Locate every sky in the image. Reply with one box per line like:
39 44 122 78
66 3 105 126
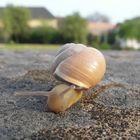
0 0 140 23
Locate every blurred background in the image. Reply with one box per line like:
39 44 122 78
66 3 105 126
0 0 140 50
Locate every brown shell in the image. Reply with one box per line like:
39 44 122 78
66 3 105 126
51 43 86 73
51 44 106 89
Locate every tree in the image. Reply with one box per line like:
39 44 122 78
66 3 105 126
59 13 88 44
87 12 110 23
117 17 140 40
3 5 31 42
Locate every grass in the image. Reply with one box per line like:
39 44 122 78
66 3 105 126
0 44 60 51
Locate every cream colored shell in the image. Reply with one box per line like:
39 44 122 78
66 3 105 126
51 43 106 89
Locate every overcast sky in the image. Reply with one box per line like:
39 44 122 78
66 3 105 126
0 0 140 23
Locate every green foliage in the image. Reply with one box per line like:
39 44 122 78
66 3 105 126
0 28 5 43
101 31 116 45
118 18 140 40
59 12 88 44
29 26 62 44
3 5 31 42
87 33 98 46
100 43 111 50
92 42 111 50
16 26 63 44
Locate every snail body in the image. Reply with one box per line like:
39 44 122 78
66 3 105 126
14 43 106 113
47 84 83 112
14 84 83 113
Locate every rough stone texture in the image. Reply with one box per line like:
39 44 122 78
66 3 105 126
0 49 139 140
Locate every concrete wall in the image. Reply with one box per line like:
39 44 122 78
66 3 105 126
120 39 140 49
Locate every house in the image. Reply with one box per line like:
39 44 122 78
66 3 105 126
27 7 58 28
0 7 58 28
87 21 116 36
0 6 116 35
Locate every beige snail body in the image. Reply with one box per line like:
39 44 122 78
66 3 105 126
14 84 83 113
47 84 83 112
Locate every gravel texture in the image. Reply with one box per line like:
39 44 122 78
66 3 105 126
0 49 139 140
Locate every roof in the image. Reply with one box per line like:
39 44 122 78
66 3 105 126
0 7 55 19
28 7 54 19
88 21 116 35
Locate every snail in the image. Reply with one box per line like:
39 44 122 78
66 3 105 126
14 43 106 113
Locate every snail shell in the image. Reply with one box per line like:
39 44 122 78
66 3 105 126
51 43 106 89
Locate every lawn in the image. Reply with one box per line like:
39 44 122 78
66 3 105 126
0 44 60 51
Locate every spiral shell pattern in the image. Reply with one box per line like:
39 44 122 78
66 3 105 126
51 43 106 89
